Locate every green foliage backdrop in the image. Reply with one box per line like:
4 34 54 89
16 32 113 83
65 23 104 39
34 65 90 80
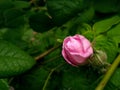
0 0 120 90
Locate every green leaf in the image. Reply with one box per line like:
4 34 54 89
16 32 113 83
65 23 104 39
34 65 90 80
0 0 13 10
2 28 27 49
77 6 95 23
0 0 13 27
11 66 49 90
110 68 120 89
93 0 120 13
93 15 120 35
45 71 62 90
104 82 116 90
62 70 88 89
0 11 4 28
13 1 30 9
0 79 9 90
94 35 118 63
0 40 36 78
62 66 99 90
107 23 120 43
3 8 26 28
105 68 120 90
29 12 54 32
46 0 89 25
76 23 94 41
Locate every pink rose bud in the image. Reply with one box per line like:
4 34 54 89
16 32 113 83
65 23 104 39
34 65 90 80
62 34 93 66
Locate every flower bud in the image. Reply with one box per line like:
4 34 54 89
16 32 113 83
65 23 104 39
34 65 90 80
62 34 93 66
89 50 110 73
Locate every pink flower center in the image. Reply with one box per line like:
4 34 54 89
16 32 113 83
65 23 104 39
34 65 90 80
66 37 84 53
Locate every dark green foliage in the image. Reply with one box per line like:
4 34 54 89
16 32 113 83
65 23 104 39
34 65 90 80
29 12 54 32
93 15 120 35
76 6 95 23
109 68 120 89
13 1 30 9
107 23 120 43
0 79 9 90
61 66 99 90
94 35 118 63
104 68 120 90
93 0 120 13
0 0 13 28
46 0 90 26
4 8 26 28
0 0 120 90
11 66 49 90
0 40 36 78
0 0 29 28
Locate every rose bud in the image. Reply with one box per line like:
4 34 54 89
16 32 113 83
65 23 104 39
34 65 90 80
89 50 110 73
62 34 93 66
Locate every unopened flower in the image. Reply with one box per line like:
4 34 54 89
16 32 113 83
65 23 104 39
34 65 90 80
62 34 93 66
89 50 110 73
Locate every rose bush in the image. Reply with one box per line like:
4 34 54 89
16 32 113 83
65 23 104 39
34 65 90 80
62 34 93 66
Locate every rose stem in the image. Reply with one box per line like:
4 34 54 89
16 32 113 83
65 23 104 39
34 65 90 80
42 63 64 90
35 45 61 60
95 54 120 90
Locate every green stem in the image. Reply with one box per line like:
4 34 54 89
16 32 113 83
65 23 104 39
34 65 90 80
42 64 64 90
35 45 61 60
42 69 54 90
95 54 120 90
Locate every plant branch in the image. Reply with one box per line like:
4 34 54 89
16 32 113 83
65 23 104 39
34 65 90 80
35 45 61 60
95 54 120 90
42 63 64 90
42 69 54 90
